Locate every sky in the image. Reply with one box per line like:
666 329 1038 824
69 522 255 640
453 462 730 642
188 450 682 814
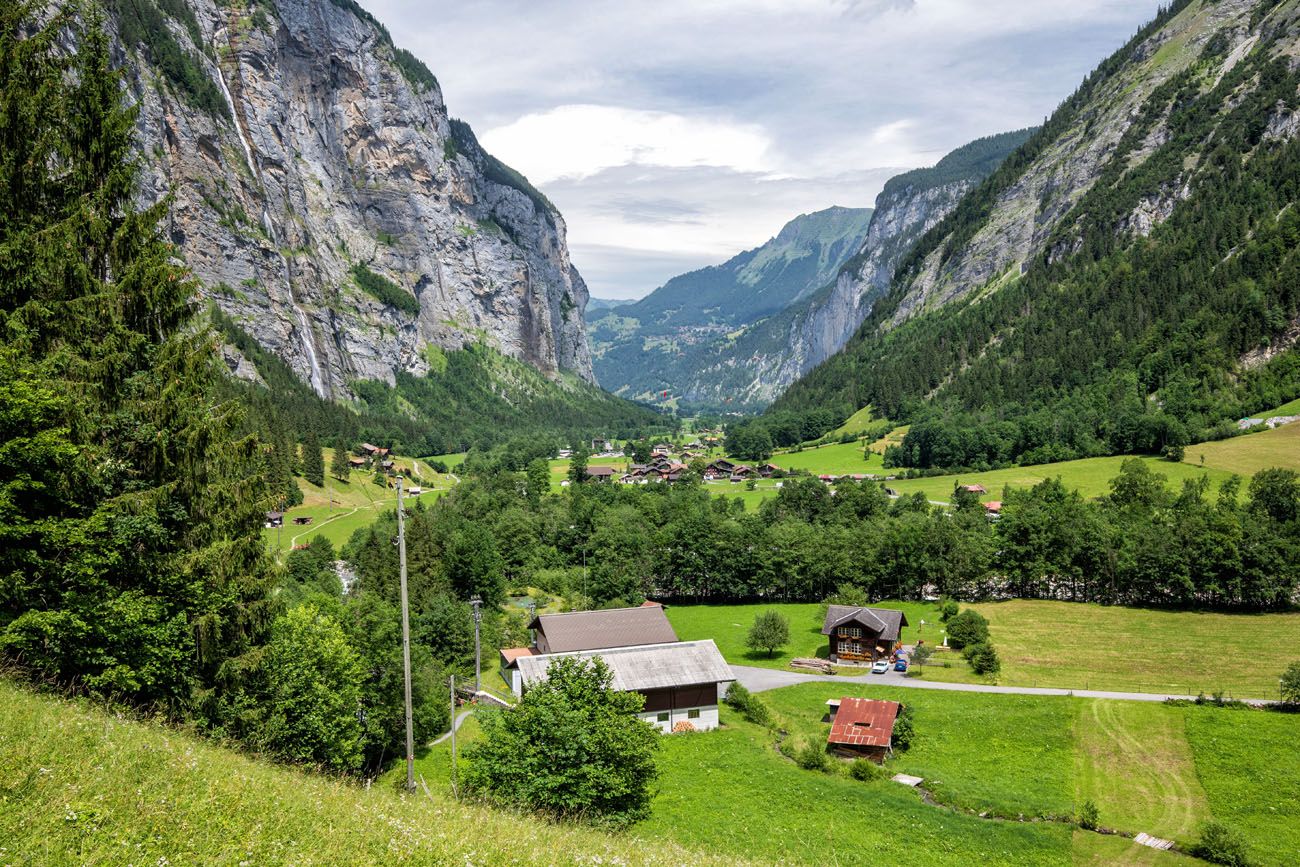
364 1 1168 300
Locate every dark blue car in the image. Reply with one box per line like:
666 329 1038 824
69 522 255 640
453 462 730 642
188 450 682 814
894 657 908 672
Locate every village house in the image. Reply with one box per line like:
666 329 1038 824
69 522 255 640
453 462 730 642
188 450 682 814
500 605 733 732
651 443 673 457
983 500 1002 518
825 697 902 762
586 465 617 483
592 438 613 453
959 483 986 494
348 456 367 468
265 511 284 528
822 605 908 664
360 443 390 457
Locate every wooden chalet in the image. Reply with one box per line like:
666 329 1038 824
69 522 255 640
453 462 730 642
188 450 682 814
822 605 908 663
348 456 367 467
826 697 902 761
586 465 617 482
960 483 986 494
265 511 284 528
501 605 732 732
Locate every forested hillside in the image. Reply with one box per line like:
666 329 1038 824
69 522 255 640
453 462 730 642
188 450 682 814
774 0 1300 469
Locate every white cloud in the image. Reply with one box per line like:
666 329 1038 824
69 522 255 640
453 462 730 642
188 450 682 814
479 104 773 183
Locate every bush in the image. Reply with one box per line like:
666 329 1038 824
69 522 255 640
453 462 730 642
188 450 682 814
723 682 772 728
849 758 886 781
939 599 959 621
1281 660 1300 706
795 739 828 772
1078 799 1100 831
966 642 1001 676
464 656 659 828
1190 821 1252 867
892 703 915 750
945 608 990 650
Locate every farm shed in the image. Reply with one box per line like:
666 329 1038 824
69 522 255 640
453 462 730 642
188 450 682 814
513 640 734 732
826 697 901 761
822 605 908 663
525 604 679 654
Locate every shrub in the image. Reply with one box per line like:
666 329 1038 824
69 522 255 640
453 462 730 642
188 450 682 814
1078 799 1100 831
945 608 990 650
1190 821 1252 867
849 758 886 781
892 703 915 750
939 599 960 621
1281 660 1300 706
966 642 1001 676
723 682 772 728
464 656 659 828
795 739 828 772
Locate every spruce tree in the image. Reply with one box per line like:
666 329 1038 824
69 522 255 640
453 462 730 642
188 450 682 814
330 441 352 481
0 2 276 719
302 430 325 487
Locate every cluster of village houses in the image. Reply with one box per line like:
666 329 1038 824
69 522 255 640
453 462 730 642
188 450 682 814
497 601 906 761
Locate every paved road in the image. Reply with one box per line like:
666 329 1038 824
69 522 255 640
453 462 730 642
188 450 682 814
430 708 475 746
730 664 1273 705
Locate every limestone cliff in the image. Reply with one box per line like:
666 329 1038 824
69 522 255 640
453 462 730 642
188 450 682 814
113 0 593 400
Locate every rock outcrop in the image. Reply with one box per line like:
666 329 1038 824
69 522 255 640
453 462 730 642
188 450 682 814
115 0 593 400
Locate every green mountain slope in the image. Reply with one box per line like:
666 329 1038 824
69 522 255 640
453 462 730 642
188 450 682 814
773 0 1300 467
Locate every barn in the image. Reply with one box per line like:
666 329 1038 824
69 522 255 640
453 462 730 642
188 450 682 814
826 697 902 761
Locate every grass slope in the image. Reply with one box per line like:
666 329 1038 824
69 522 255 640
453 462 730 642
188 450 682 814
1182 421 1300 477
0 681 734 866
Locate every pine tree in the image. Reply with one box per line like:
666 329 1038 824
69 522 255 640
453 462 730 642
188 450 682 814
302 430 325 487
330 441 352 481
0 3 276 718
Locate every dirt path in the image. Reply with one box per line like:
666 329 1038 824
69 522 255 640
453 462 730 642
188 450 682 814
288 504 366 549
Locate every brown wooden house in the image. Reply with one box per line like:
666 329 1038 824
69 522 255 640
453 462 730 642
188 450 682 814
822 605 908 663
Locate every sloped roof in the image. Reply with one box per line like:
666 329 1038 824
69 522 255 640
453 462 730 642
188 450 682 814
828 698 900 748
529 605 678 653
499 646 537 666
515 640 734 692
821 605 908 641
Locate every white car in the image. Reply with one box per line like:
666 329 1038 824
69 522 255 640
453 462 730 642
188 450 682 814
871 659 891 674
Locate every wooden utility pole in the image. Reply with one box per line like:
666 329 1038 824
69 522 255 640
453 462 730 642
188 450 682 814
397 477 415 791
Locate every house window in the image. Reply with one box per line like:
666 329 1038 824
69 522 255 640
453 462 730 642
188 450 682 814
839 627 862 638
656 712 669 723
688 708 701 720
841 640 863 655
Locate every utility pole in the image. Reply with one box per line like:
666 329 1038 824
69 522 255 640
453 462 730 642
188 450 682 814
397 477 415 792
449 673 458 798
470 595 483 693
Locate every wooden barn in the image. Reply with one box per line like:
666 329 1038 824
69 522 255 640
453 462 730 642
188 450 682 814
826 697 902 762
822 605 908 663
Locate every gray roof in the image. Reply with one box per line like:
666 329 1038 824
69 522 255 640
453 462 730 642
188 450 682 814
821 605 908 641
529 605 679 653
515 640 734 692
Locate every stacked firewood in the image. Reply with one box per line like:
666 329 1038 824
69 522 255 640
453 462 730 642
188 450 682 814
789 658 833 674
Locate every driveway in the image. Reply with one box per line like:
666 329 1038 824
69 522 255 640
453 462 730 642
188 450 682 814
729 664 1273 705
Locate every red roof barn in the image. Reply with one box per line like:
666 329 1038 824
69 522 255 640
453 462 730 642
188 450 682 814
826 697 902 762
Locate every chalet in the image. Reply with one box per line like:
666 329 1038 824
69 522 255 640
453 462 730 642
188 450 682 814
826 697 902 762
983 500 1003 517
380 459 395 473
959 484 986 494
407 486 424 496
514 640 733 732
758 463 782 478
729 464 755 480
651 443 673 457
592 438 613 453
360 443 390 457
822 605 908 664
703 458 737 481
500 605 733 731
265 511 284 528
348 456 368 468
586 465 617 482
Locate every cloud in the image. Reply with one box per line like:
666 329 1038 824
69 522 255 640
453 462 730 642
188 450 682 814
479 105 773 183
362 0 1170 298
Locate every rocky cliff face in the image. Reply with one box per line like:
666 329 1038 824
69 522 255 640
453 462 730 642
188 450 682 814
115 0 592 400
670 129 1032 408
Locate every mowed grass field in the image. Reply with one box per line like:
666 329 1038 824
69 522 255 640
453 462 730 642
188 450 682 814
1183 419 1300 477
754 682 1298 864
916 600 1300 697
665 601 944 670
768 440 885 475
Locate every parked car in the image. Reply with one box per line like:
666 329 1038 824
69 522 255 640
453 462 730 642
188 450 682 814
894 659 908 672
871 659 891 674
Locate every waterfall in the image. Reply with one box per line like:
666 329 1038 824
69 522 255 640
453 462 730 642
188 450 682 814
215 59 327 398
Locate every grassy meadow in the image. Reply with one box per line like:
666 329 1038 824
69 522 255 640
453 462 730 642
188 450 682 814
1182 419 1300 477
915 600 1300 698
664 601 944 670
0 681 736 867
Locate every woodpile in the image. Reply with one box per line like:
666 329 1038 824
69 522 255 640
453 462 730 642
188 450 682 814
789 658 833 674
